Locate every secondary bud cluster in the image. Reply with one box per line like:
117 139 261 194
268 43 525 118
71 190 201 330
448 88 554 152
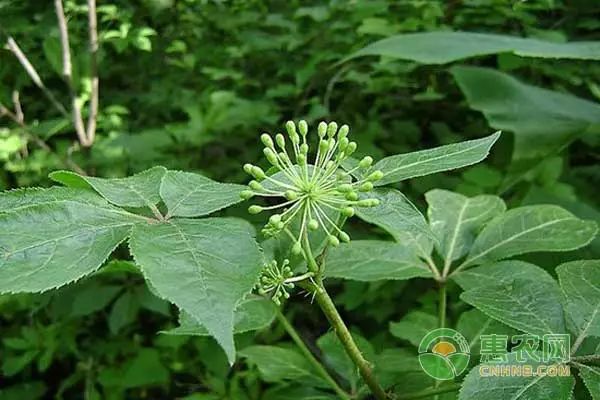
256 259 295 305
242 120 382 253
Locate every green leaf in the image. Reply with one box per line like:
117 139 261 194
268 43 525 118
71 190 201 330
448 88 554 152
122 349 170 389
164 295 276 336
263 385 338 400
425 189 505 264
239 345 329 388
129 217 262 363
346 31 600 64
0 201 140 293
578 364 600 400
453 260 557 291
316 331 375 389
459 352 574 400
159 170 245 218
0 187 107 212
556 260 600 343
456 309 515 352
390 311 438 347
452 66 600 160
463 205 597 268
372 132 500 186
356 188 436 258
324 240 431 281
50 166 167 208
460 277 566 337
108 291 139 334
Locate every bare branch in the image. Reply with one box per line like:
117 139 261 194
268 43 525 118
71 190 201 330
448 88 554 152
85 0 99 144
5 37 69 117
54 0 90 147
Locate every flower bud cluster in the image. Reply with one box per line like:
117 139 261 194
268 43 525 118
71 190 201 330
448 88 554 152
256 259 295 305
242 120 382 252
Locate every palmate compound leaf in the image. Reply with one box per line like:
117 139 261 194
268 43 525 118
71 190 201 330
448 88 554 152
163 295 276 336
159 170 246 218
0 201 144 293
372 131 500 186
459 352 575 400
356 188 436 259
462 205 598 268
556 260 600 345
425 189 505 265
49 166 167 208
129 217 262 364
345 31 600 64
324 240 432 281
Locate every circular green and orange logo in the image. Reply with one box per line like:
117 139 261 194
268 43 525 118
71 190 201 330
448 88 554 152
418 328 470 380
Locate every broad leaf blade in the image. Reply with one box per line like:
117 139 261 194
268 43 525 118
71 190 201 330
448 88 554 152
164 295 276 336
389 311 438 347
129 217 262 363
464 205 597 267
556 260 600 342
426 189 505 264
356 188 435 258
373 132 500 186
459 352 574 400
452 66 600 160
346 31 600 64
50 166 167 208
578 364 600 400
453 260 557 291
456 309 515 352
324 240 431 281
460 277 566 337
159 170 245 218
0 201 139 293
0 187 107 212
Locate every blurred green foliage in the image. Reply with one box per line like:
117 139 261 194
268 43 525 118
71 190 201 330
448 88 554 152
0 0 598 398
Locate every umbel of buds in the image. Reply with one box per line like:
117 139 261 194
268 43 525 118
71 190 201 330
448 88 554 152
257 259 295 305
242 120 382 253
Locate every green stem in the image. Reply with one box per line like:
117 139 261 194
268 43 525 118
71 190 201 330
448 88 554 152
276 309 351 400
571 354 600 363
438 283 447 329
312 279 388 400
396 383 461 400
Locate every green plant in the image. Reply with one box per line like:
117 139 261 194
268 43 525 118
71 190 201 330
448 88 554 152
1 120 597 399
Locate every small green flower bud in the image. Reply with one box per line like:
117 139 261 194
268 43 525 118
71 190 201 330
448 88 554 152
292 241 302 255
261 133 274 148
300 143 309 154
279 151 291 164
285 121 296 136
240 190 254 200
367 170 384 181
269 214 282 224
298 120 308 136
276 133 286 149
359 182 374 192
243 163 254 174
339 231 350 243
345 141 357 156
249 180 263 191
345 191 359 201
327 121 338 138
263 148 279 165
325 160 335 171
338 183 352 192
248 205 263 214
298 154 307 165
338 137 349 151
359 156 373 169
338 124 349 140
342 207 355 217
318 121 327 138
328 235 340 246
285 190 299 200
319 139 329 153
308 219 319 230
251 166 266 180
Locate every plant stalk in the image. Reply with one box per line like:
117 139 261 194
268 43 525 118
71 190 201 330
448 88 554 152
276 309 351 400
438 283 447 329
